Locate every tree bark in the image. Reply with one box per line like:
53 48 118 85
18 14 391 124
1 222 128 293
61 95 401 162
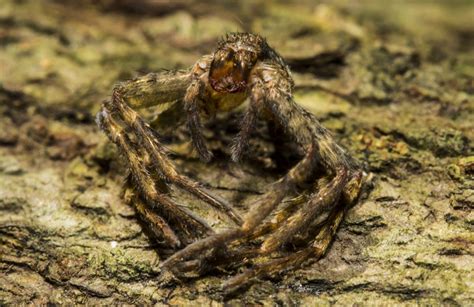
0 0 472 304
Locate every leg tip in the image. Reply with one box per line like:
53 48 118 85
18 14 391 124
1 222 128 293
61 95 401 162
198 150 214 163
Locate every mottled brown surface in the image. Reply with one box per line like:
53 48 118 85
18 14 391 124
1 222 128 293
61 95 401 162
0 0 473 305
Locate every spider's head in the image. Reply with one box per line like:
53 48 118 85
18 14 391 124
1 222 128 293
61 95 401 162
209 47 258 93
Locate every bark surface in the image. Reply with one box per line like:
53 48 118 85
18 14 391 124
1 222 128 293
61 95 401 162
0 0 473 305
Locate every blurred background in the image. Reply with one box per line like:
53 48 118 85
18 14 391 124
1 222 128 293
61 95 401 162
0 0 473 305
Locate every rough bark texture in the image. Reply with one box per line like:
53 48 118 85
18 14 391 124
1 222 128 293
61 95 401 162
0 0 473 305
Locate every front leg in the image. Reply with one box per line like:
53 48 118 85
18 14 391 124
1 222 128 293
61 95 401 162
230 85 261 162
97 68 242 243
97 107 213 245
184 77 214 162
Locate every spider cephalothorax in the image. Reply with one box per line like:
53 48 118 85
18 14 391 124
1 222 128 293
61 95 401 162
97 32 363 292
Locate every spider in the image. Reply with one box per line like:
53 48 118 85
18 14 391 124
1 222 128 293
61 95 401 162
96 32 363 292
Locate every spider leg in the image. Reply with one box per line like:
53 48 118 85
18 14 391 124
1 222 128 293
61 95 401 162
96 108 213 244
100 71 242 225
161 245 261 281
184 78 214 162
160 142 318 269
222 208 346 293
260 167 348 253
230 96 259 162
248 193 309 240
132 193 181 248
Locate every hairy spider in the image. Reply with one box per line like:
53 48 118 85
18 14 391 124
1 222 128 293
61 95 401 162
97 33 363 292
